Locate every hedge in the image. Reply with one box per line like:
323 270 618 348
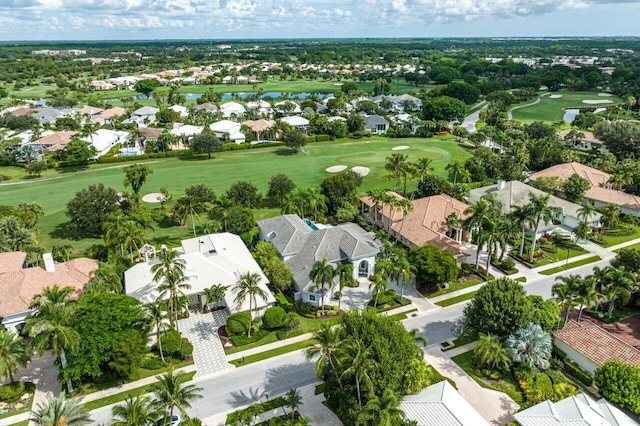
563 360 593 386
263 306 288 330
226 311 251 336
0 381 26 403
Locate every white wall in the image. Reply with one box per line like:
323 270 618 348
554 338 599 376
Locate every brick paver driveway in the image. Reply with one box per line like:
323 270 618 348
178 310 234 378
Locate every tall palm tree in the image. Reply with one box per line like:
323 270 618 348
408 328 428 348
369 275 388 308
575 277 599 323
577 202 596 223
87 263 123 294
473 333 511 371
335 261 354 312
304 323 344 381
29 284 75 311
506 323 552 371
111 395 158 426
152 249 186 283
0 330 30 383
152 369 203 426
233 272 268 338
31 394 92 426
202 283 226 311
146 302 170 362
497 218 518 260
366 189 387 228
103 211 127 256
445 159 466 185
411 157 433 186
283 388 303 421
358 388 405 426
397 198 414 233
574 221 592 243
599 266 634 319
213 195 234 231
158 268 192 332
601 203 621 229
384 153 409 193
476 218 503 271
527 193 554 261
394 257 415 299
172 195 205 237
309 258 335 316
339 338 378 406
553 275 581 325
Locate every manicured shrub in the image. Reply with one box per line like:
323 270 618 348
141 356 165 370
296 302 312 316
563 360 593 386
0 381 26 402
375 290 397 306
226 312 251 336
276 330 288 340
546 369 569 385
501 258 516 270
160 331 183 356
179 340 194 360
263 306 288 329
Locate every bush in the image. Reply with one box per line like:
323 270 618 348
276 329 288 340
179 340 194 359
501 258 516 270
226 311 251 336
296 302 312 316
546 369 569 385
374 290 397 306
230 328 270 347
141 356 165 370
0 381 26 403
563 360 593 386
160 331 183 356
263 306 288 330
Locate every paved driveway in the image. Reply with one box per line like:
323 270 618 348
178 310 234 378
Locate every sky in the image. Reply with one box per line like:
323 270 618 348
0 0 638 41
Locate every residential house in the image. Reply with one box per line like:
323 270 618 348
209 120 246 143
92 107 127 125
372 94 422 111
246 100 272 116
236 76 249 84
242 119 275 141
170 124 204 139
274 100 302 115
468 180 602 238
124 233 276 315
80 129 130 158
364 115 390 135
559 129 609 154
76 106 104 122
0 251 98 332
34 107 76 125
222 76 234 84
554 319 640 375
125 106 159 128
280 115 310 134
400 381 489 426
360 193 471 258
169 105 188 119
219 101 246 119
257 214 381 306
194 103 218 114
30 130 76 152
514 393 639 425
530 162 640 217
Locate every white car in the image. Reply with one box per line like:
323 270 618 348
156 414 181 426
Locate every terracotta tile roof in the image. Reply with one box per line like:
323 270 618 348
9 107 34 117
0 255 98 317
76 106 103 116
0 252 27 272
32 131 77 151
558 130 603 144
554 320 640 367
92 107 127 124
242 119 275 132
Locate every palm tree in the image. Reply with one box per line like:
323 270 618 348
87 262 123 294
369 274 388 308
397 198 414 233
213 195 234 231
283 388 303 421
577 202 596 223
31 394 92 426
304 322 344 381
445 159 466 185
233 272 268 338
574 221 592 243
339 338 378 406
103 211 127 256
476 218 503 271
506 323 552 371
202 283 226 311
384 153 409 193
473 333 511 371
599 266 634 319
601 203 620 229
121 220 146 262
408 328 428 348
575 277 599 323
358 388 405 426
366 189 387 228
335 261 354 312
111 395 158 426
552 275 581 325
158 268 192 331
309 258 335 316
527 193 554 261
146 302 170 362
0 330 30 383
152 369 203 425
395 258 415 299
497 218 518 260
29 284 75 311
151 249 186 283
411 157 433 186
172 195 205 237
625 95 637 119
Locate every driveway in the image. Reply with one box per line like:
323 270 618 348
178 310 234 378
340 279 373 310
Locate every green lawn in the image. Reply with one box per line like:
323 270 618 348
435 291 477 307
614 241 640 252
424 278 482 299
511 91 623 123
230 339 317 366
539 256 602 275
0 136 472 251
451 350 524 403
8 421 29 426
442 335 477 352
597 225 640 247
510 244 587 269
226 397 287 425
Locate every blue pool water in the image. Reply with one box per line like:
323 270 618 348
304 219 319 231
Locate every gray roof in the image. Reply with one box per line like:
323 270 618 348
364 114 390 126
34 108 72 124
400 381 489 426
468 181 601 224
132 106 159 116
257 214 312 257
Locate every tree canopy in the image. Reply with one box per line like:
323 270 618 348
408 244 459 291
66 184 121 235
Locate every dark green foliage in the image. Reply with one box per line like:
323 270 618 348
460 278 533 339
57 139 97 165
66 183 121 235
594 360 640 414
267 174 296 205
122 163 153 194
64 293 147 383
563 360 593 386
421 96 467 122
546 369 570 385
179 340 193 359
562 174 591 203
297 302 312 316
141 356 165 370
320 172 359 217
370 290 397 306
109 329 148 379
226 312 251 336
160 331 183 355
593 121 640 160
263 306 288 329
226 181 262 208
528 295 561 332
283 129 307 152
253 242 293 292
185 184 216 207
0 381 26 402
276 330 288 340
190 132 223 159
134 79 159 97
226 206 255 235
611 248 640 273
415 174 452 198
440 82 481 104
409 244 459 291
156 108 181 124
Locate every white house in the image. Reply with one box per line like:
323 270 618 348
280 115 310 134
80 129 130 158
219 101 246 119
274 100 302 114
124 233 276 315
125 106 159 128
169 104 188 119
209 120 246 144
170 124 204 138
256 215 381 306
246 100 272 116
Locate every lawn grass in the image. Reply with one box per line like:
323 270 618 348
435 291 477 307
597 225 640 247
81 371 197 411
387 308 418 321
511 91 623 123
314 383 326 395
0 136 472 251
8 421 29 426
510 244 587 269
515 277 527 283
451 350 524 403
614 241 640 252
226 397 287 425
539 256 602 275
424 279 482 298
230 339 318 366
442 335 478 352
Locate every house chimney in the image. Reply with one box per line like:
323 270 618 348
43 253 55 272
497 180 506 190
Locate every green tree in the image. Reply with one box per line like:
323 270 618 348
459 278 533 339
320 172 359 217
30 394 92 426
0 216 34 251
152 369 203 424
226 181 262 208
384 153 409 193
601 203 621 228
339 338 378 406
226 206 255 235
66 183 121 235
185 184 215 208
109 329 149 380
473 333 511 371
146 302 170 362
233 272 268 338
368 274 388 308
283 388 303 421
309 258 335 316
552 275 580 325
506 323 552 371
123 164 154 195
134 79 159 97
598 266 634 319
358 388 405 426
172 195 205 237
59 139 97 165
336 261 355 312
202 284 226 311
528 295 561 331
527 193 554 261
283 129 307 153
0 330 30 383
408 244 459 291
304 322 345 380
110 395 158 426
611 247 640 273
562 174 591 203
156 259 191 331
267 174 296 205
190 132 223 159
421 96 466 122
594 360 640 415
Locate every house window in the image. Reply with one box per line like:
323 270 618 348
309 294 316 302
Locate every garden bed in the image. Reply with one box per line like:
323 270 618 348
0 382 35 420
592 225 640 247
421 274 483 298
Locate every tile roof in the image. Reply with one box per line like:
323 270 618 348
0 252 27 272
242 119 275 132
32 131 76 151
554 320 640 368
0 255 97 317
558 130 604 145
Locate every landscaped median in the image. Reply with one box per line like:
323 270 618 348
435 290 478 307
538 256 601 275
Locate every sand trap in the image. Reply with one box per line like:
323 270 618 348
583 99 613 104
598 93 613 97
333 83 343 86
549 94 563 99
392 145 410 151
326 165 347 173
142 193 166 203
351 166 370 176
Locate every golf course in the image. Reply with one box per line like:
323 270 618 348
510 91 623 123
0 136 472 250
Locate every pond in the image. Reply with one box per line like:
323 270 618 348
563 107 606 123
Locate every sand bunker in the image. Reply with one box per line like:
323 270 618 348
549 94 563 99
583 99 613 104
351 166 370 176
598 93 613 97
392 145 410 151
142 193 166 203
326 165 347 173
